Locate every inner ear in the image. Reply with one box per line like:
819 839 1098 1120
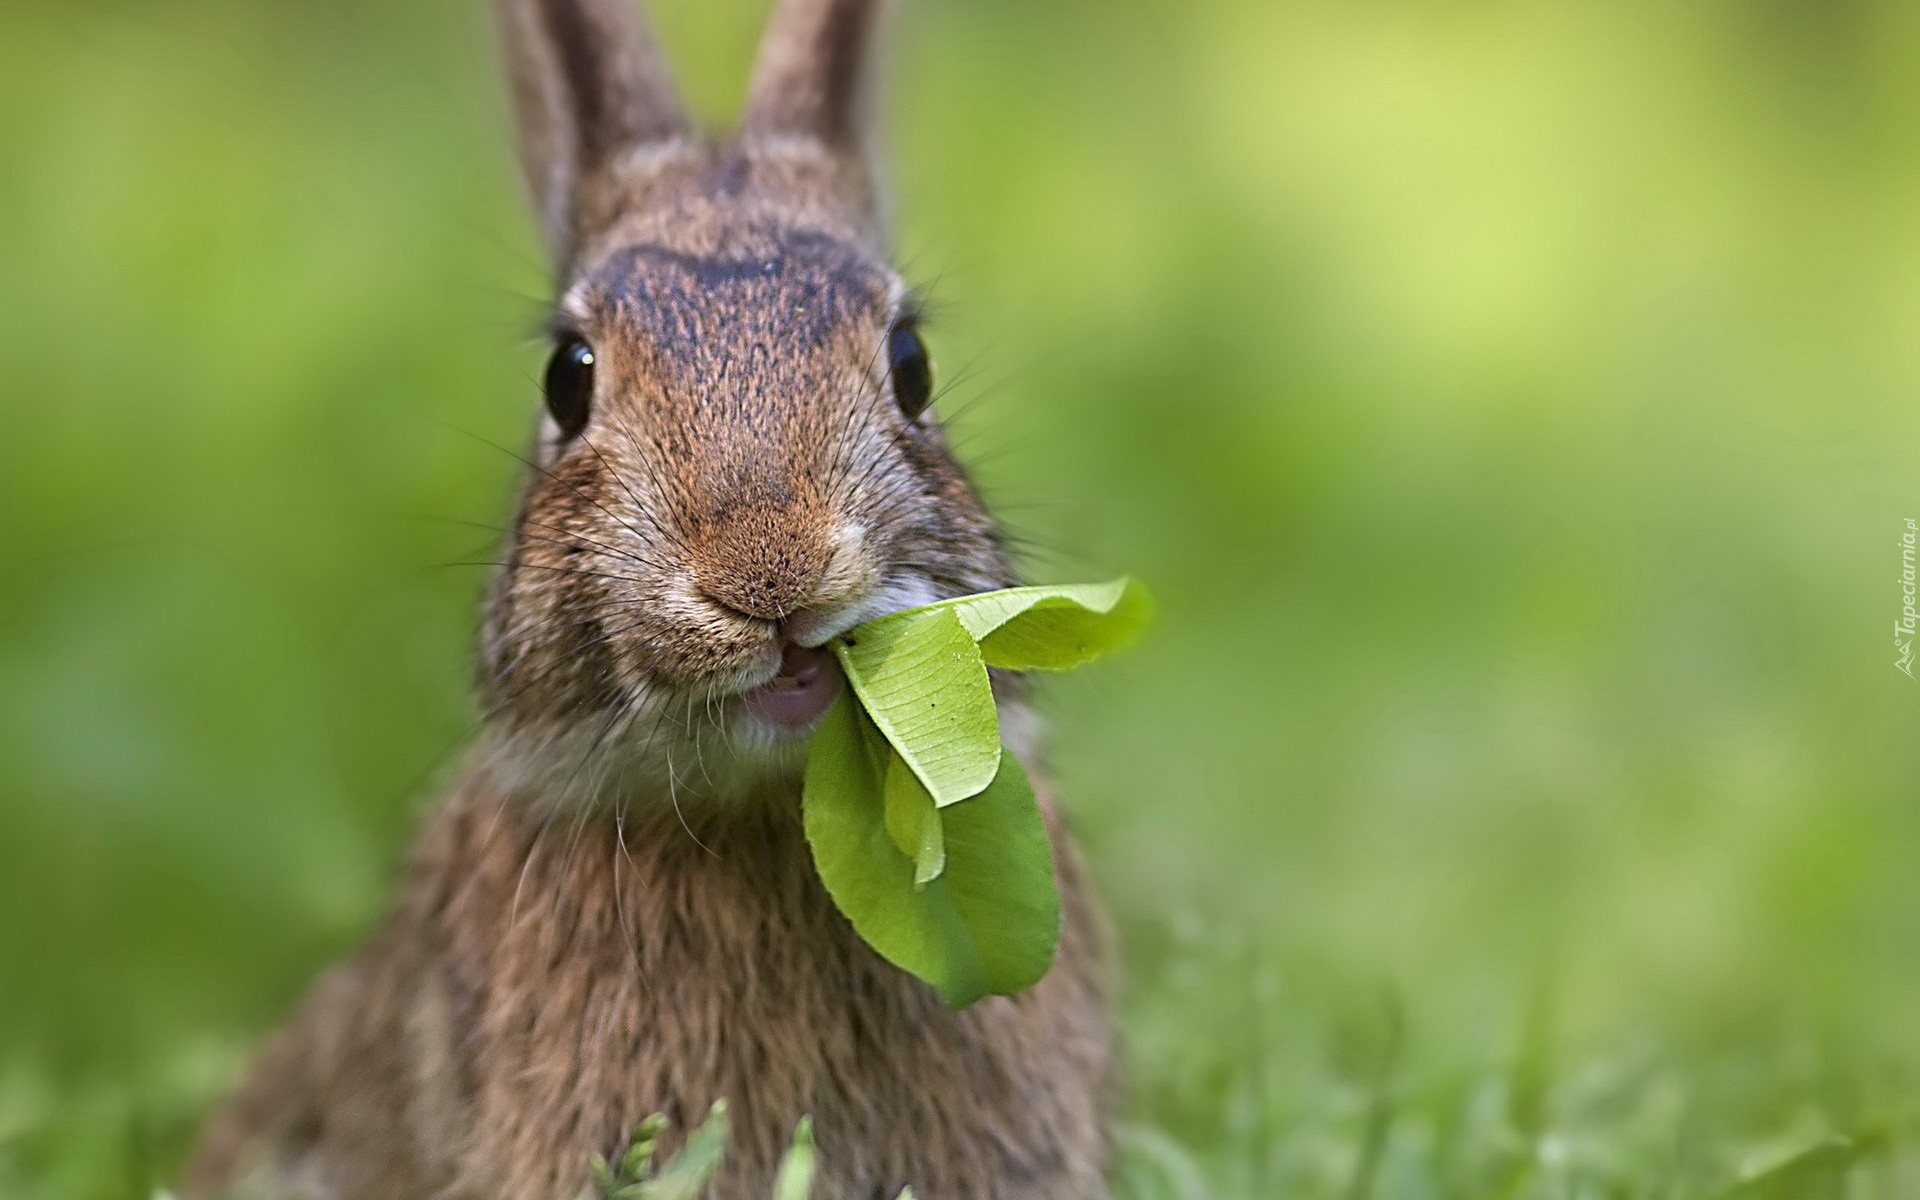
498 0 690 266
741 0 890 217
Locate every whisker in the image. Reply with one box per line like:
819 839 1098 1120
433 419 668 566
665 748 717 858
438 561 655 588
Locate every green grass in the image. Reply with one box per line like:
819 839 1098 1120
4 979 1916 1199
3 0 1919 1197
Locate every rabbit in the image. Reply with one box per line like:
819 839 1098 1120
179 0 1117 1198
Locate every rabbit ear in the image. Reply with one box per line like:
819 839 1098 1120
497 0 689 264
741 0 890 204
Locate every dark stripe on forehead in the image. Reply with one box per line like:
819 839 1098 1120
602 227 886 290
592 228 891 354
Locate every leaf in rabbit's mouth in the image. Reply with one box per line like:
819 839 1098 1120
800 577 1151 1008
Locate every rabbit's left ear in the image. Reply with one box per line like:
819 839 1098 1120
497 0 689 267
741 0 893 227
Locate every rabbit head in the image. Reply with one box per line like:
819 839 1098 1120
479 0 1016 806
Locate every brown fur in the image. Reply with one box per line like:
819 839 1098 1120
185 772 1112 1200
183 1 1117 1197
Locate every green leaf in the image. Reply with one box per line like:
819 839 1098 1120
641 1101 728 1200
589 1153 616 1197
772 1117 816 1200
804 577 1144 1008
883 752 945 888
886 578 1152 671
803 696 1061 1007
1711 1134 1882 1199
832 607 1000 807
803 694 987 1005
937 750 1061 997
618 1114 665 1183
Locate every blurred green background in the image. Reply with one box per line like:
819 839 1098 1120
3 0 1919 1196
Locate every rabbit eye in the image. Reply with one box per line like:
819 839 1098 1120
543 337 595 440
887 322 933 420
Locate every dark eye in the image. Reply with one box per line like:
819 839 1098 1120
887 322 933 420
543 337 595 440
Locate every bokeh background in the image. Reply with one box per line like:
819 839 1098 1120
4 0 1919 1196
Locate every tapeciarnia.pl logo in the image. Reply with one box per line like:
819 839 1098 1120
1899 518 1917 678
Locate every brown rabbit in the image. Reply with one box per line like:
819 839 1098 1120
181 1 1116 1197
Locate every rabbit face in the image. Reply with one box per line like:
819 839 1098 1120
473 0 1020 806
477 148 1012 805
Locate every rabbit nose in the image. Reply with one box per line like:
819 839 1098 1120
702 567 816 621
689 508 833 622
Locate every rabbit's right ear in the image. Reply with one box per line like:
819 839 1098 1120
496 0 688 267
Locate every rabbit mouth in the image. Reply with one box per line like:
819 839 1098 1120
736 642 844 732
720 575 945 738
